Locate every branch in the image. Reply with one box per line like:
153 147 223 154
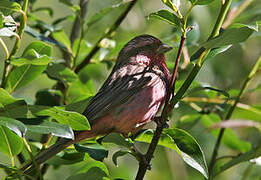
223 0 254 28
208 55 261 178
75 0 138 73
62 0 89 67
70 0 89 43
136 0 233 179
135 36 186 180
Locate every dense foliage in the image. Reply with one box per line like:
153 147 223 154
0 0 261 179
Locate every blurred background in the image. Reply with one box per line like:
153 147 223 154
0 0 261 179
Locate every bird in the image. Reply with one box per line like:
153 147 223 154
22 34 172 172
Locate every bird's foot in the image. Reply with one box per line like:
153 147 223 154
153 116 169 129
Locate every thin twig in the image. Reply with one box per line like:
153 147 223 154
135 36 186 180
70 0 88 43
22 137 43 180
63 0 88 67
208 55 261 178
75 0 138 73
223 0 254 28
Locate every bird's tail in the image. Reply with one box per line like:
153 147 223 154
21 124 105 175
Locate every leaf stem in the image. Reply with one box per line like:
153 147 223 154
209 0 232 39
22 137 43 180
2 0 29 89
75 0 138 73
0 38 10 88
208 55 261 178
223 0 254 28
10 0 28 56
0 38 10 59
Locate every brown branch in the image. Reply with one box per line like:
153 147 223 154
70 0 89 43
75 0 138 73
62 0 89 66
135 36 186 180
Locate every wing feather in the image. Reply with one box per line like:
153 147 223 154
83 65 153 125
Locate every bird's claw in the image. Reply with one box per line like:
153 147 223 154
154 117 169 128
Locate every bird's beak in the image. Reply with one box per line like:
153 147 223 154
157 43 172 54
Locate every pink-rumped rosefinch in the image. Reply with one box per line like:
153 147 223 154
23 34 172 170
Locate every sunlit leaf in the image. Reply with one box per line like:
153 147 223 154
0 116 27 137
149 10 182 29
203 23 257 49
135 128 208 178
29 105 90 130
0 0 21 14
0 125 23 157
20 118 74 139
52 29 71 52
5 41 52 93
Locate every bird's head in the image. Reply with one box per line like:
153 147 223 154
117 34 172 66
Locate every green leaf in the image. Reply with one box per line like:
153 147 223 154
33 7 54 17
112 150 133 166
66 161 109 180
149 10 182 28
232 105 261 123
135 129 181 153
22 118 74 139
29 105 90 131
46 63 78 83
74 144 108 162
65 97 92 114
177 114 201 129
0 0 22 14
67 79 95 104
203 24 257 49
201 114 251 152
214 145 261 176
161 0 179 12
72 38 90 59
190 0 216 5
0 125 23 157
0 116 27 137
52 29 71 52
5 41 52 93
86 1 130 27
10 49 51 66
164 128 208 179
0 88 28 118
59 0 74 6
48 151 85 165
135 128 208 178
101 133 133 148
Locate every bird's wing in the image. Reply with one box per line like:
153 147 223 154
83 65 155 125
